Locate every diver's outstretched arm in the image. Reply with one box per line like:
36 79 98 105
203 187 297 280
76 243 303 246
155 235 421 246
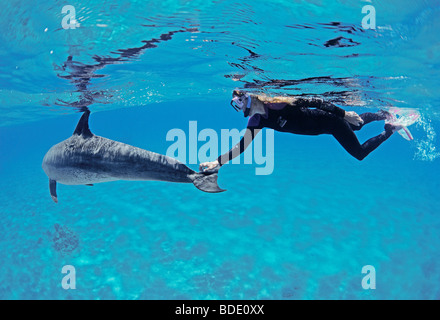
200 127 260 171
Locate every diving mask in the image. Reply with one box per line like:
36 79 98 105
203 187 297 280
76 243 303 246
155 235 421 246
231 93 252 117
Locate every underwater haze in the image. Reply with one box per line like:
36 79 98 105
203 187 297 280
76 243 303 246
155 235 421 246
0 0 440 299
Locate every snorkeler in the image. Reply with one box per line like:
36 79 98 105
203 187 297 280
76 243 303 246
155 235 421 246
200 90 403 171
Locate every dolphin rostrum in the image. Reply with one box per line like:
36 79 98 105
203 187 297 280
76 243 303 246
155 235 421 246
42 110 225 202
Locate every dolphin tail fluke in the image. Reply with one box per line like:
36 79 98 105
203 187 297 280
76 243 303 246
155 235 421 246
191 172 226 193
49 179 58 203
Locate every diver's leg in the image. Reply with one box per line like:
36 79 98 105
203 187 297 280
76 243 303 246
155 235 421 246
350 111 390 131
332 120 394 160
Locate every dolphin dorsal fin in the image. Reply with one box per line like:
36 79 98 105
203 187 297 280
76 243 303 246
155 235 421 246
73 110 93 138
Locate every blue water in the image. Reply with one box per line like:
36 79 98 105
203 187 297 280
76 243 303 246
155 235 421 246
1 0 440 299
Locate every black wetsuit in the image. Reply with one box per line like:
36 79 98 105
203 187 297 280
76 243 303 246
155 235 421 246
218 98 392 164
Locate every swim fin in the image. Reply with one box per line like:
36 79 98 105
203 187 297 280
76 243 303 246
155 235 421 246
385 107 420 141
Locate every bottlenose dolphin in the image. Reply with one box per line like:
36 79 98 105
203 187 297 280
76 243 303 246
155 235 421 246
42 110 225 202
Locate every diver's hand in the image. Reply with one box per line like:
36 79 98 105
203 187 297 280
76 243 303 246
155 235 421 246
199 160 220 172
344 111 364 126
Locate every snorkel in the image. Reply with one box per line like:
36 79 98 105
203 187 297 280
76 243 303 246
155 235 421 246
231 91 252 117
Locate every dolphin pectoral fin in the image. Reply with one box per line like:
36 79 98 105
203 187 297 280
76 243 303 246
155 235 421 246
49 179 58 203
85 184 94 186
191 172 226 193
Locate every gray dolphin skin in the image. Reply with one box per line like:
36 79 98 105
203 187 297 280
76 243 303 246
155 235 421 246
42 110 225 203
